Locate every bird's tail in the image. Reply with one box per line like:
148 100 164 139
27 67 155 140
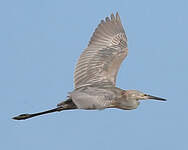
12 99 77 120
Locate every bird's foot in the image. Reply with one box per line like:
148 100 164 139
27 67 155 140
12 114 32 120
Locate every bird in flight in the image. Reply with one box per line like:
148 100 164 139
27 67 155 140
13 12 166 120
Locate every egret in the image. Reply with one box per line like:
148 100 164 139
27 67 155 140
13 12 166 120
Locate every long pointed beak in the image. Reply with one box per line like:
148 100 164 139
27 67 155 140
146 95 166 101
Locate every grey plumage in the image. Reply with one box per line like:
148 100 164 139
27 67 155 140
13 12 166 120
74 12 127 88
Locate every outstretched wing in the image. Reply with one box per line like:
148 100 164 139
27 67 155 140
74 12 128 89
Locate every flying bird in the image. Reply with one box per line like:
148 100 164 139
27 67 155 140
13 12 166 120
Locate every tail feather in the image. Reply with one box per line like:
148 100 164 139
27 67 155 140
57 98 77 108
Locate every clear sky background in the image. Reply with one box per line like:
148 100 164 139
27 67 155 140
1 0 188 150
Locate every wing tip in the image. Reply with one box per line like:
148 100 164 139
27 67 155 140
110 13 115 21
105 16 110 22
99 12 122 25
116 12 121 21
103 12 121 23
109 12 121 22
87 12 125 47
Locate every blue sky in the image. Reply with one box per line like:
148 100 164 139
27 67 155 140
1 0 188 149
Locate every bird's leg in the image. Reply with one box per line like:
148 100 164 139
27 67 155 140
12 99 77 120
12 107 64 120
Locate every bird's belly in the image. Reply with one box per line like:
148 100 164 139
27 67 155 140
70 90 114 110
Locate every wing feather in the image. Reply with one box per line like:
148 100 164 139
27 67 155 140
74 12 128 89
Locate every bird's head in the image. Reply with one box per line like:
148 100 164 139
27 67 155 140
124 90 166 101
